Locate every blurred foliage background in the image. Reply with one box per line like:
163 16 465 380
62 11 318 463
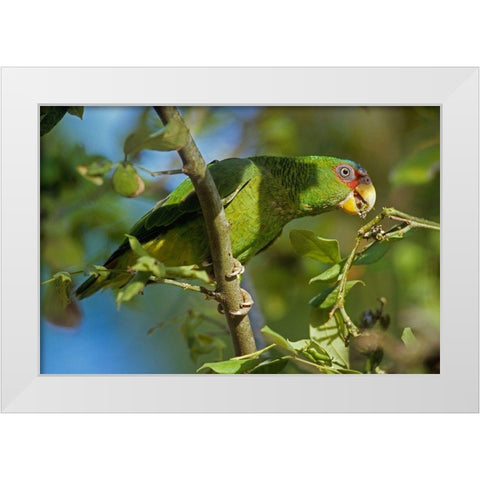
40 106 440 373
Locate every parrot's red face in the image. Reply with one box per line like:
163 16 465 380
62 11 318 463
334 162 376 218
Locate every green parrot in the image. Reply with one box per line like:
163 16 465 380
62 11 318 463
76 156 376 299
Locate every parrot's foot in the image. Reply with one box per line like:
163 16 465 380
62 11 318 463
217 288 254 317
225 258 245 280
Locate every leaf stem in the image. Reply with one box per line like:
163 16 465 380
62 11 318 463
135 164 185 177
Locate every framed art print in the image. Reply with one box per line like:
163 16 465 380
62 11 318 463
1 67 478 412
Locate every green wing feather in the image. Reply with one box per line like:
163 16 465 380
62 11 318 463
147 157 257 229
76 158 257 298
104 157 257 266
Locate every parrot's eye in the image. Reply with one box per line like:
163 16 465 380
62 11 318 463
336 165 355 181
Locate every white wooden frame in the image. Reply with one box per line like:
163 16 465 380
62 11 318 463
1 67 478 412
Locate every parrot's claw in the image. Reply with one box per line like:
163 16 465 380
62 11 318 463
238 288 254 309
225 258 245 279
217 288 254 316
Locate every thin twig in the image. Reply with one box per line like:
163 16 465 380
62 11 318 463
151 277 216 297
135 164 185 177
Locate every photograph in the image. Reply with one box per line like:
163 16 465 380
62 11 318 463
40 105 441 375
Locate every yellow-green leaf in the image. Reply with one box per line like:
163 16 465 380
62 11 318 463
290 230 341 264
115 271 151 308
261 325 296 354
85 157 113 176
53 271 73 307
41 272 81 327
309 280 364 309
123 118 189 156
401 327 418 348
163 265 212 283
125 234 150 257
309 312 349 368
197 357 264 374
250 357 289 374
131 256 166 278
355 241 391 265
77 165 104 185
309 263 342 284
86 264 110 278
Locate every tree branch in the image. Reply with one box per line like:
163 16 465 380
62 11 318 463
153 106 257 356
330 207 440 341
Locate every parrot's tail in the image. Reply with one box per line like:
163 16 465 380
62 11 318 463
75 262 134 299
76 249 137 299
75 274 105 300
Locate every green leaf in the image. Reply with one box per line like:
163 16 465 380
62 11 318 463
261 326 332 366
302 340 333 365
309 263 342 284
309 280 364 309
53 271 73 307
125 234 150 257
115 271 151 308
85 157 113 176
261 326 354 373
285 338 332 366
390 143 440 186
354 241 391 265
309 307 331 327
289 230 341 264
67 106 84 119
76 157 113 186
41 272 81 327
86 264 110 279
123 117 189 156
261 325 297 354
113 163 144 197
309 312 349 369
76 165 104 185
163 265 212 283
42 290 81 327
335 367 362 374
355 234 406 265
401 327 418 348
285 338 309 351
131 255 166 278
197 357 264 374
288 358 337 374
250 357 290 374
40 106 68 136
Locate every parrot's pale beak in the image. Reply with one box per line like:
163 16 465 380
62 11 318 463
339 182 376 218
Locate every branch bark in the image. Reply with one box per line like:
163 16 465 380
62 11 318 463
153 106 257 356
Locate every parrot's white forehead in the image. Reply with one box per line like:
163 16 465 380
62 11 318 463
341 159 368 175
